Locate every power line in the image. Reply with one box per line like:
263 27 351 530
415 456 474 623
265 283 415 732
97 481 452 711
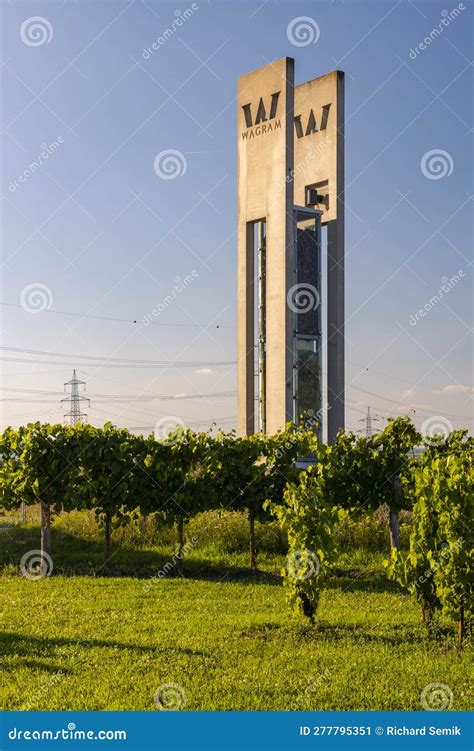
58 403 236 430
0 346 236 367
0 387 236 401
0 356 235 370
0 409 55 422
93 410 236 427
0 301 234 329
346 359 423 387
348 384 473 420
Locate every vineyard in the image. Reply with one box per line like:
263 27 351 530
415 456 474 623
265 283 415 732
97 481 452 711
1 417 473 710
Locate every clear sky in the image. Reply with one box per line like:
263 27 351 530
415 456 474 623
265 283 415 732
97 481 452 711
1 0 472 438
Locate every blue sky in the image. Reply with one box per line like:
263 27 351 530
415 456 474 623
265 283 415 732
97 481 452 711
1 0 472 438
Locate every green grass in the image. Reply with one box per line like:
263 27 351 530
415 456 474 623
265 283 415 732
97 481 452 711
1 515 472 711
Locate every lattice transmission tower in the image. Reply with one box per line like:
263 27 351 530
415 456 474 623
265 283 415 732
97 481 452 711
61 370 90 426
359 406 379 437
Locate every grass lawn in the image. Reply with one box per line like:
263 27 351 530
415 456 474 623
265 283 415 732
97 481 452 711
1 519 472 711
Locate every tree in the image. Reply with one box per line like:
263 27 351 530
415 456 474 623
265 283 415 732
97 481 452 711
370 417 420 549
77 423 140 565
319 419 420 549
0 427 25 513
388 451 473 643
145 428 217 571
316 430 375 510
135 434 171 521
422 428 473 459
215 425 317 571
268 465 341 623
214 431 266 571
385 467 441 628
3 423 80 562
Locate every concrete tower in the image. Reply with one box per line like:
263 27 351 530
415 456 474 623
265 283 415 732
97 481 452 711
237 58 345 442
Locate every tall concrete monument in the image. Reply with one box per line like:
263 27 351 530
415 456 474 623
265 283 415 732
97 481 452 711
237 58 344 443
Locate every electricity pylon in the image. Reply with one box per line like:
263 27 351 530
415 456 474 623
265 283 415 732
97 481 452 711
359 406 379 437
61 370 90 425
